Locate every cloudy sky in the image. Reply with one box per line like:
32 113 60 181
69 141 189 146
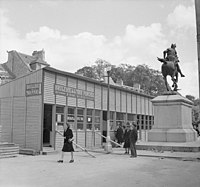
0 0 199 98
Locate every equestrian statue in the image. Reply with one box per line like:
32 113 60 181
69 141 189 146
157 43 185 92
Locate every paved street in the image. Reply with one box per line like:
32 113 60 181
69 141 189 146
1 150 200 187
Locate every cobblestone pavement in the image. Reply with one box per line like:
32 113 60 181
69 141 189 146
0 150 200 187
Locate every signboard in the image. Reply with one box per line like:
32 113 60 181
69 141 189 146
54 84 94 100
26 83 42 96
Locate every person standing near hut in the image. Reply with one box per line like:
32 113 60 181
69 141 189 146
115 124 124 146
123 122 130 154
129 122 138 158
57 123 74 163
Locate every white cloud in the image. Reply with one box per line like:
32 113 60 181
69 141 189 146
177 60 199 97
167 5 196 31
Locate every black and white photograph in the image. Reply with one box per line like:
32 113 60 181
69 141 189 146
0 0 200 187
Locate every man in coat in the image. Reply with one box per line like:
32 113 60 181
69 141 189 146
129 122 138 158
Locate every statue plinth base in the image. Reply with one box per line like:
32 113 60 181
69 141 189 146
148 94 197 142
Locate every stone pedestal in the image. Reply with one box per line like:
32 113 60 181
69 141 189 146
148 93 197 142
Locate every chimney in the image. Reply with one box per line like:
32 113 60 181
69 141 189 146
116 78 123 86
32 49 45 61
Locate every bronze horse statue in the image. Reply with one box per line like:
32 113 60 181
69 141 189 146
157 57 178 91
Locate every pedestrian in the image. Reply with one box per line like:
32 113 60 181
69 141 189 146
129 122 138 158
57 123 74 163
123 122 130 154
115 124 124 146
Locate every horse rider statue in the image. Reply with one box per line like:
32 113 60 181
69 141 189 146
157 43 185 91
163 43 185 77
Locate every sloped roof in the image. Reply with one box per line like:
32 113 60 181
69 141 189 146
0 63 15 79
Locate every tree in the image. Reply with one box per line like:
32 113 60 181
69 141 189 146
75 61 166 96
76 66 97 79
186 95 200 129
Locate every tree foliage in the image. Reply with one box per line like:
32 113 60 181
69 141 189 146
186 95 200 127
75 59 166 96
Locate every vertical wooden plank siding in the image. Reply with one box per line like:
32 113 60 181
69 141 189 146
78 80 86 90
145 98 149 115
56 75 66 105
132 94 137 114
78 98 85 107
87 100 94 108
12 97 26 147
0 100 1 142
86 82 94 109
102 87 107 110
116 90 120 112
86 82 94 92
67 77 77 106
141 96 145 115
26 70 43 84
25 96 42 151
0 83 11 97
44 71 55 104
94 85 101 109
137 95 141 114
110 88 115 111
149 98 153 115
68 77 77 88
13 78 26 96
0 98 12 142
121 91 126 113
127 93 132 113
68 97 76 107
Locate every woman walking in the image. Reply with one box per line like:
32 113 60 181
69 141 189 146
57 123 74 163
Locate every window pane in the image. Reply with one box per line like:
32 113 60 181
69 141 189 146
87 109 93 115
68 108 75 114
56 106 64 113
110 112 114 120
94 124 100 130
56 114 64 122
77 123 83 130
95 116 100 123
77 108 84 115
87 124 92 130
95 110 100 116
67 114 75 122
87 116 92 123
77 116 84 122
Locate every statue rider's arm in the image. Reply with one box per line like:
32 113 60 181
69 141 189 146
163 50 167 59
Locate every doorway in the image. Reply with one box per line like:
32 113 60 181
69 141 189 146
43 104 53 147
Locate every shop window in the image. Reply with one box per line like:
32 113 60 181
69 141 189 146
94 110 101 130
110 111 115 130
145 116 149 129
56 106 64 126
67 107 75 130
86 109 93 130
141 115 144 129
116 112 125 128
77 108 84 130
127 114 134 121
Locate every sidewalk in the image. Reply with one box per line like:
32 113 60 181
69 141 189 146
90 147 200 161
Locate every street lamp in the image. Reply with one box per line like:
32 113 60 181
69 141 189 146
104 66 112 153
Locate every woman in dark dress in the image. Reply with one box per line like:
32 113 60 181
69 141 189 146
57 123 74 163
123 122 130 154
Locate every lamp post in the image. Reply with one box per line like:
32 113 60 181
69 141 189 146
104 67 112 153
